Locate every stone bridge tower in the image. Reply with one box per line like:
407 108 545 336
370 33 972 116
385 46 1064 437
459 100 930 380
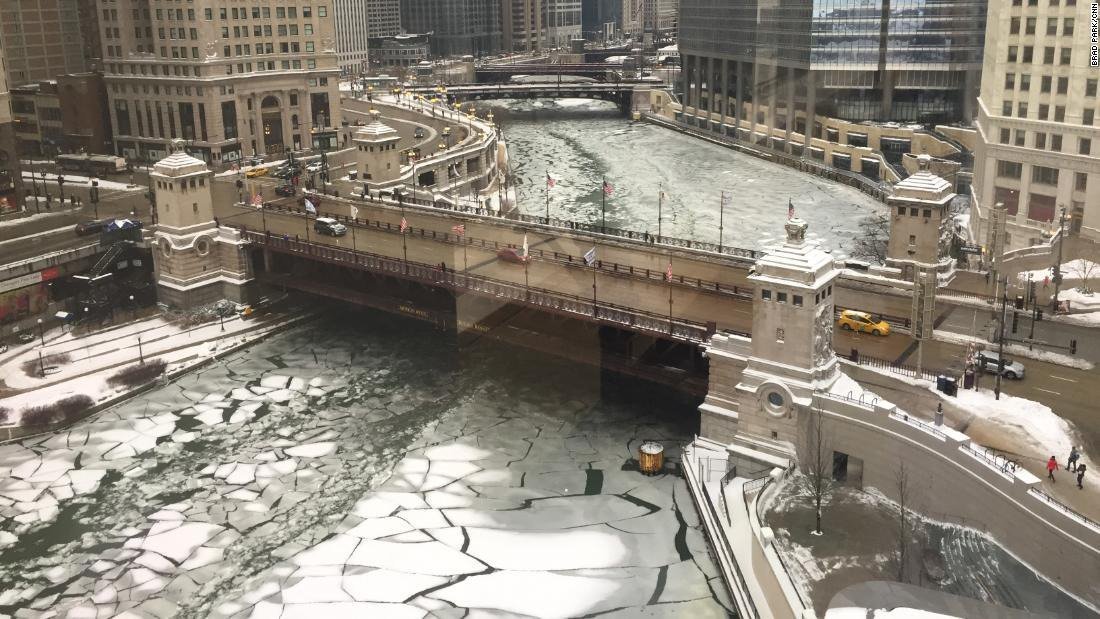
353 110 402 192
151 140 253 308
886 154 957 283
700 217 842 458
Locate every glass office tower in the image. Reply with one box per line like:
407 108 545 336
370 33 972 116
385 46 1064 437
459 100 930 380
678 0 986 146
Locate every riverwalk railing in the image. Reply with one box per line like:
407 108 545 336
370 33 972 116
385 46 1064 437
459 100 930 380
749 471 813 612
245 231 727 343
1028 489 1100 534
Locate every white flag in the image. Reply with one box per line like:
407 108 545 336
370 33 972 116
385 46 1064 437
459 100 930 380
583 246 597 266
350 205 359 220
522 234 529 257
304 198 317 214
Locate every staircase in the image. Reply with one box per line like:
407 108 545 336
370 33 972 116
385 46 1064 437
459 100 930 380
89 242 128 278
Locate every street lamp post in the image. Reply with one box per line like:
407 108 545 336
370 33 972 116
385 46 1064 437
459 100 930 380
137 335 145 364
37 318 44 347
219 311 226 332
90 178 100 219
57 175 66 204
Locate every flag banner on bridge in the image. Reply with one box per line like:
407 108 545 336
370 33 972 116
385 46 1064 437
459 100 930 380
251 194 263 207
350 206 359 220
304 199 317 214
400 217 408 233
546 172 556 189
584 246 597 265
522 234 529 257
602 180 614 196
666 262 673 282
788 197 795 220
452 224 465 236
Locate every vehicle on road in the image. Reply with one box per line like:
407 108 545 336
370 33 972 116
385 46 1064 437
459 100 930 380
496 247 528 264
274 168 295 179
837 310 891 336
245 166 269 178
74 219 113 236
414 127 426 138
313 217 347 236
976 351 1025 379
306 162 323 173
57 153 127 175
275 184 295 197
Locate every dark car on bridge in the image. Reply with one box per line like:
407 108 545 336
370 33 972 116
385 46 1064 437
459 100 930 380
74 219 113 236
313 217 347 237
275 184 295 197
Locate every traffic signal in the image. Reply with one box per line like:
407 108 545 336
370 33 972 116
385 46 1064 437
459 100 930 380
1070 339 1077 355
1011 312 1019 334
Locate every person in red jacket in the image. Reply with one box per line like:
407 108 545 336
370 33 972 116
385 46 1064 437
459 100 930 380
1046 456 1058 482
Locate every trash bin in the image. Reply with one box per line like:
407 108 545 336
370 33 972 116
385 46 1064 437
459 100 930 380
963 370 975 390
850 349 860 363
638 441 665 476
943 377 958 397
936 375 947 393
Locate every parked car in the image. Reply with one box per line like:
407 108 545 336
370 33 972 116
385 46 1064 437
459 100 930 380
74 219 113 235
976 351 1025 379
275 184 295 197
414 127 426 138
496 247 528 264
274 168 295 179
306 162 323 174
313 217 347 236
837 310 890 336
245 166 269 178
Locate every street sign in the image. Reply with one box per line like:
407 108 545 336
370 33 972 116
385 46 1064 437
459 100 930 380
959 244 982 255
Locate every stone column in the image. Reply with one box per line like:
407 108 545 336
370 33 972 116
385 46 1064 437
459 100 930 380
281 91 294 153
749 62 760 144
805 71 817 141
784 66 795 151
694 55 703 118
680 54 691 111
719 58 729 133
734 61 744 139
302 89 314 148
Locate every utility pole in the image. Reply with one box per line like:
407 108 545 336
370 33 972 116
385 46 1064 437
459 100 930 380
657 183 663 240
995 275 1008 400
1051 205 1067 313
718 191 728 251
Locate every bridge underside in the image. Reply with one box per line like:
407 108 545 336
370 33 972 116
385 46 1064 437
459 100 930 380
255 249 708 398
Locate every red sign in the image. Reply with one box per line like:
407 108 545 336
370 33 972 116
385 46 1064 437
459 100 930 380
41 267 61 282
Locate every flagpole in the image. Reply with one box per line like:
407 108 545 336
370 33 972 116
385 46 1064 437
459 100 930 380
657 183 663 241
545 170 550 221
718 191 726 252
668 259 674 334
401 206 408 272
601 177 606 233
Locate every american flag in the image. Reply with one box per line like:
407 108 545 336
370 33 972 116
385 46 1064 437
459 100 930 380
452 224 465 236
251 193 263 207
602 180 613 196
665 262 673 282
546 172 556 189
400 217 408 233
788 198 795 220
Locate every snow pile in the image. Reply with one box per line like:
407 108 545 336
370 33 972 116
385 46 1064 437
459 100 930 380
1058 287 1100 312
1018 258 1099 285
827 608 960 618
955 388 1080 462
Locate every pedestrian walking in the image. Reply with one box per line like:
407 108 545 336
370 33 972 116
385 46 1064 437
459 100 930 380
1046 456 1058 482
1077 463 1086 489
1067 446 1080 471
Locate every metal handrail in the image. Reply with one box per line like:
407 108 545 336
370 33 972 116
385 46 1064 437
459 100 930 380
889 412 949 440
259 204 755 299
1027 488 1100 533
246 231 714 343
958 443 1020 480
748 473 812 611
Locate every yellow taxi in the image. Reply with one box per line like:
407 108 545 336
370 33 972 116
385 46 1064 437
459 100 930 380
245 166 269 178
837 310 891 336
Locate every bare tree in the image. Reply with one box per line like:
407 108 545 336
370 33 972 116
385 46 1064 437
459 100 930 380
849 212 890 264
801 406 833 535
893 459 927 583
1069 259 1098 294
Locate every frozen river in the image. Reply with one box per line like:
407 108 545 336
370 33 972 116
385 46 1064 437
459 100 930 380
492 99 885 254
0 309 729 617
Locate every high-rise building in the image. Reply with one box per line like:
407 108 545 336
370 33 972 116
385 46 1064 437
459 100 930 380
401 0 503 57
0 0 91 86
334 0 372 74
97 1 341 164
504 0 581 51
0 45 24 215
970 0 1100 253
333 0 402 74
678 0 986 143
621 0 674 45
581 0 621 42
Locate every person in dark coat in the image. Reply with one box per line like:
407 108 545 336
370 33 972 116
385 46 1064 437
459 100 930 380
1067 446 1080 471
1077 463 1087 489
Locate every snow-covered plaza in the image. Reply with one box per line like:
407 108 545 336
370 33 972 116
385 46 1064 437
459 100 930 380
0 311 729 617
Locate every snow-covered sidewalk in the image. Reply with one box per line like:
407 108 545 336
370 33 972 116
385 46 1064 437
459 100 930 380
933 329 1093 370
0 311 306 426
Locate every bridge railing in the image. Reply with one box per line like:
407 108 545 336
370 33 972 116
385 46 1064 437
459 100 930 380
246 230 723 343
